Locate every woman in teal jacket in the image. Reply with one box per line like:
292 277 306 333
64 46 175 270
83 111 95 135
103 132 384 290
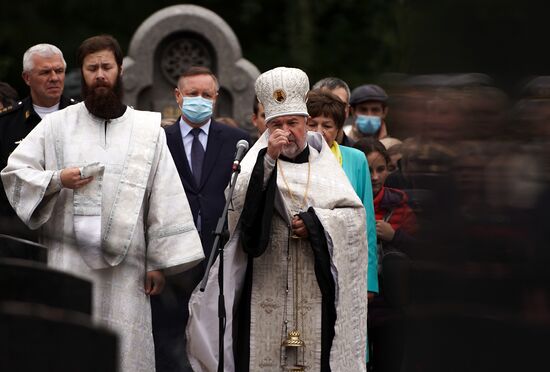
306 89 379 298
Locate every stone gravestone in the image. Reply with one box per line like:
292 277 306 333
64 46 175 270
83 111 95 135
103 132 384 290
123 5 260 132
1 302 118 372
0 258 92 315
0 233 47 262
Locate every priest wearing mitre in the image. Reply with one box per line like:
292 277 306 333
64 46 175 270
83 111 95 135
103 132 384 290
187 67 369 372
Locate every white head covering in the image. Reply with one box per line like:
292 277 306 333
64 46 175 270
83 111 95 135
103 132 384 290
380 137 403 149
254 67 309 123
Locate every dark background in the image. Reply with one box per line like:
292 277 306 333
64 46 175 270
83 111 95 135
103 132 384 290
1 0 548 98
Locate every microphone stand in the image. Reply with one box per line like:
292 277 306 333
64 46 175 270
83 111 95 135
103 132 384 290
199 163 242 372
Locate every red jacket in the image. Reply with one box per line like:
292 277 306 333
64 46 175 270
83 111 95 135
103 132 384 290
374 187 418 247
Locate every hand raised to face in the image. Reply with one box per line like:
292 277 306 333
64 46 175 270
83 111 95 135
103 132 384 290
265 115 307 160
267 129 290 160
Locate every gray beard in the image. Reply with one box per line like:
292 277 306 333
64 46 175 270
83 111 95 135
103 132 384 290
280 143 300 159
281 139 308 159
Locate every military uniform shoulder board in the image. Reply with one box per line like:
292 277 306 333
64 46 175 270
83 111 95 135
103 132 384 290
0 101 23 116
0 105 13 113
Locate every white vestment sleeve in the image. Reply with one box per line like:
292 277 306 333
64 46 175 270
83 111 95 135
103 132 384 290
145 130 204 275
263 152 276 188
1 117 61 230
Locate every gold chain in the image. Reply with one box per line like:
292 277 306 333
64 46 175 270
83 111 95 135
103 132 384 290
277 159 311 216
294 237 301 331
278 158 310 369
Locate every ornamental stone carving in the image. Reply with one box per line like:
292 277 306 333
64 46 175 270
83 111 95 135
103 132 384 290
123 5 260 133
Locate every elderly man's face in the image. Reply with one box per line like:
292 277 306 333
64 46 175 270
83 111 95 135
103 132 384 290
23 53 65 107
267 115 308 158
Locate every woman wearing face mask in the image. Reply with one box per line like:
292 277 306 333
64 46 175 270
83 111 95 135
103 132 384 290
348 84 390 142
354 137 417 372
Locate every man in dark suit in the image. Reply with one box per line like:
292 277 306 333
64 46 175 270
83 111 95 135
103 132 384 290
152 66 250 372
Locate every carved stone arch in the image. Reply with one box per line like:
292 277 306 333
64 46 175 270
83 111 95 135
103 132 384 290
158 32 215 86
123 5 260 131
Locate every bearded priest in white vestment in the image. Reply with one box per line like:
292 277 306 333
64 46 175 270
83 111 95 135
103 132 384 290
1 35 204 372
187 67 368 372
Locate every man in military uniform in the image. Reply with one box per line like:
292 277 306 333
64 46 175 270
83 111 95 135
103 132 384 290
0 82 19 111
0 43 75 240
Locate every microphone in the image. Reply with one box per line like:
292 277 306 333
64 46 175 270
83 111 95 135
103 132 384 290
232 139 250 171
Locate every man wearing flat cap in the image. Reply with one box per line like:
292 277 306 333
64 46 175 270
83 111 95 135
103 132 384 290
348 84 390 142
187 67 369 371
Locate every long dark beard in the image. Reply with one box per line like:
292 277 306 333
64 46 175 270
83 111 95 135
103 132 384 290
82 73 126 119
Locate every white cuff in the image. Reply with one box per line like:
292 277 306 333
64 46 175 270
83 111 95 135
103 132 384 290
45 170 63 196
263 153 276 189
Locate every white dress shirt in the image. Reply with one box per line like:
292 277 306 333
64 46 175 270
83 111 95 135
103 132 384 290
179 117 211 170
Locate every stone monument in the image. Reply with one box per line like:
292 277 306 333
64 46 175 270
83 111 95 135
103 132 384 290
123 5 260 132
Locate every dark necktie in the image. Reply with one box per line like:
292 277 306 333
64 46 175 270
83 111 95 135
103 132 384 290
190 127 204 185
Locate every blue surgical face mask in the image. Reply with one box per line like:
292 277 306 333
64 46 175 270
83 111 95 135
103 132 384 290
355 115 381 135
181 96 214 124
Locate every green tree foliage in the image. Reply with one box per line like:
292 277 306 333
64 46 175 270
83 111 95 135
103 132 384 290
0 0 402 95
1 0 548 97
